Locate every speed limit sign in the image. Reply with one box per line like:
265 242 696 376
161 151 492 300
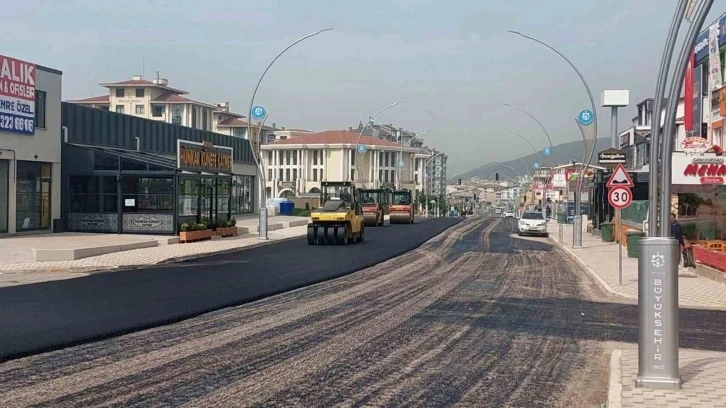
608 186 632 209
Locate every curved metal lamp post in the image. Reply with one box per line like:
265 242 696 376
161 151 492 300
246 28 333 240
354 102 404 187
508 30 598 248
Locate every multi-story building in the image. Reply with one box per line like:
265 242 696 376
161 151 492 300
425 149 448 197
66 74 275 140
260 130 421 199
0 55 63 235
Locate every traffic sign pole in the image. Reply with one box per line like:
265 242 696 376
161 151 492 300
608 185 633 286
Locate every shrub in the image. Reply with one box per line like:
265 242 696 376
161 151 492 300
180 223 190 232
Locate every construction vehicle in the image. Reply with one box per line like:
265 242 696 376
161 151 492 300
389 189 415 224
307 181 365 245
357 188 391 226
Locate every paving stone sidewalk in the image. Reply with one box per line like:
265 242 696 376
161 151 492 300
547 222 726 311
609 348 726 408
0 226 306 287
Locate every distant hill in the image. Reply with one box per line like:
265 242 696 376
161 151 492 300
460 138 611 180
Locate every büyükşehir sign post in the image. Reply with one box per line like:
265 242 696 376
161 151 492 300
177 140 233 174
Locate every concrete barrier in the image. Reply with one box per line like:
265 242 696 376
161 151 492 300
33 240 159 261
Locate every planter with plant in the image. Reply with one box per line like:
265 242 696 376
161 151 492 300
215 217 238 237
179 222 213 243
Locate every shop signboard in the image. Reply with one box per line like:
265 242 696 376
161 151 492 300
278 181 296 189
177 140 233 174
690 63 703 138
0 54 36 135
597 147 627 168
680 136 710 154
672 152 726 185
709 23 723 91
553 174 566 188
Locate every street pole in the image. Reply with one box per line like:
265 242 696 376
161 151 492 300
508 30 599 249
355 102 404 187
636 0 711 391
504 103 556 220
247 28 333 240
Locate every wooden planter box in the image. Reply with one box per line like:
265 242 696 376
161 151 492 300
180 229 213 243
215 226 238 237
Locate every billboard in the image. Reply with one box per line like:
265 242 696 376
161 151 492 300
0 55 36 135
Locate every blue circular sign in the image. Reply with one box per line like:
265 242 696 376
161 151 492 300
543 147 553 157
357 144 367 153
578 109 594 126
251 105 267 120
533 162 541 169
398 160 405 168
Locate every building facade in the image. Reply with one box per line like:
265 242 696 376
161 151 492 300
260 130 422 199
0 55 63 235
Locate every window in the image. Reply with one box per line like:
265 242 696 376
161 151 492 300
202 108 208 131
379 169 383 182
384 171 389 183
285 169 290 181
313 168 318 182
35 90 46 128
391 170 395 183
123 177 174 212
286 151 291 165
191 106 197 128
385 152 390 167
350 169 355 181
293 169 298 180
232 128 244 138
16 161 52 230
115 105 125 114
152 105 164 117
171 105 182 125
313 150 318 165
135 105 145 115
293 151 298 165
350 150 355 166
135 88 145 97
268 151 272 163
268 168 272 180
115 88 124 97
69 175 118 213
279 169 283 180
379 152 383 166
415 174 418 183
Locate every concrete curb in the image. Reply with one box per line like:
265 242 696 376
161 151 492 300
608 349 623 408
546 232 632 301
157 234 304 265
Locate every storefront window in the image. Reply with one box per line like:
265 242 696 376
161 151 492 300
69 175 118 213
16 161 52 231
122 177 174 212
232 175 254 214
0 161 8 233
178 178 200 216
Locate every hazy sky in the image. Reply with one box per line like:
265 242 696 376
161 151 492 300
5 0 726 174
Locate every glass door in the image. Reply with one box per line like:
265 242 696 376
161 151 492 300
0 160 8 233
15 161 52 231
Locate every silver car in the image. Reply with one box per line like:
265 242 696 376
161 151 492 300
517 211 548 237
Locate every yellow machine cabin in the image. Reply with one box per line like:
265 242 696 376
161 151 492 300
307 181 365 245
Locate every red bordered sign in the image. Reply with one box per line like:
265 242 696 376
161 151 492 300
608 186 632 209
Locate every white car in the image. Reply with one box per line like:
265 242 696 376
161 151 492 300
503 211 515 218
517 211 548 237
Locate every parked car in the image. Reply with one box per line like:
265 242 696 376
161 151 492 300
517 211 548 237
503 211 515 218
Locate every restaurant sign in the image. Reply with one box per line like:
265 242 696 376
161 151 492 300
177 140 233 174
672 152 726 185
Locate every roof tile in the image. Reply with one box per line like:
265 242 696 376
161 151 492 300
268 130 402 147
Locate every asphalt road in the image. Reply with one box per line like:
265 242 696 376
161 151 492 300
0 216 461 361
2 217 725 407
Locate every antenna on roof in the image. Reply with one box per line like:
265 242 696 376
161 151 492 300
142 56 145 79
156 70 160 81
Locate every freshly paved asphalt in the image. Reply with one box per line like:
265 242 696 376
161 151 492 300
0 217 462 361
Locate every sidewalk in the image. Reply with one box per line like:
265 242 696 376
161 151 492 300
0 222 308 287
547 222 726 310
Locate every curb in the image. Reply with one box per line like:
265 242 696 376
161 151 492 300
158 234 304 265
608 349 623 408
546 231 632 301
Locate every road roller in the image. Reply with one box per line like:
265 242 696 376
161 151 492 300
307 181 365 245
389 189 415 224
357 188 390 226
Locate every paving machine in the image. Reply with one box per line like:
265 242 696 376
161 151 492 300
307 181 365 245
389 189 415 224
357 188 390 226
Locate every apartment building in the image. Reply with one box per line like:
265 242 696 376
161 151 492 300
260 130 422 199
66 74 274 140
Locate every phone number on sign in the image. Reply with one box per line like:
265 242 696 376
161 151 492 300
0 114 34 133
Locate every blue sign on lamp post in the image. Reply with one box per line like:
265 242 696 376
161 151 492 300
578 109 594 126
533 162 541 169
543 146 552 157
357 144 367 154
252 105 267 120
398 160 405 168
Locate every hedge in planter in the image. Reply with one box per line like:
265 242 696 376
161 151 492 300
179 222 213 243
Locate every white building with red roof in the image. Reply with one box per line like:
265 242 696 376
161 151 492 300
66 74 274 139
260 130 429 199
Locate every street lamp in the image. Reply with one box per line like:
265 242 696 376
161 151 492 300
354 102 404 187
247 28 333 240
504 103 555 219
508 29 598 249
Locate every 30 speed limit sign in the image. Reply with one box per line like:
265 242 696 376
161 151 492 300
608 186 632 209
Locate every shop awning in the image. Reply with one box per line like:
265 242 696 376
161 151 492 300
67 143 178 170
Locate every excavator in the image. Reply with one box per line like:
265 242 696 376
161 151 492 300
307 181 365 245
389 189 415 224
357 188 391 227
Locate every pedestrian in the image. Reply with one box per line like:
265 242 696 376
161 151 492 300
671 212 686 266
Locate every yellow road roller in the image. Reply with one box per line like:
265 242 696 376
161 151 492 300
357 188 390 227
389 189 415 224
307 181 365 245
